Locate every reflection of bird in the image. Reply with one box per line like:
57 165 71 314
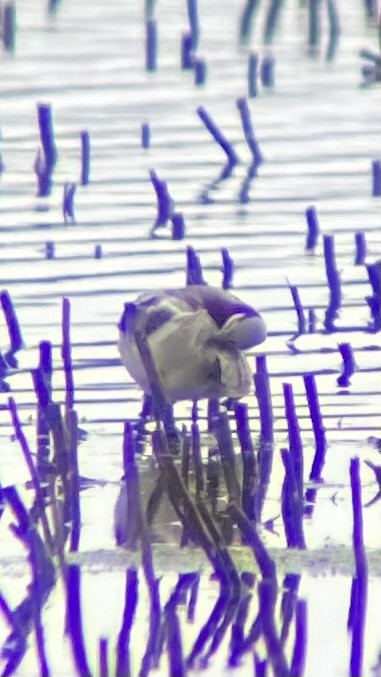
118 286 267 403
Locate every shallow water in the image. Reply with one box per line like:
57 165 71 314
1 0 381 675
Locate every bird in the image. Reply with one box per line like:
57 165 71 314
117 285 267 403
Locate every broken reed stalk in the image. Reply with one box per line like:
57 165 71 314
62 297 74 416
7 396 54 553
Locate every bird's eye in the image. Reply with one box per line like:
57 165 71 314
207 357 222 382
145 308 172 335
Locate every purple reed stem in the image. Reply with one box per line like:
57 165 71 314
37 103 57 170
366 260 380 298
165 600 186 677
68 410 81 552
98 637 109 677
187 572 200 622
62 297 74 413
207 398 219 432
34 341 53 483
236 97 264 165
228 502 276 579
323 234 342 332
354 231 366 265
280 448 306 549
63 182 77 223
34 147 54 197
253 355 274 444
66 564 93 677
80 130 90 185
186 0 199 47
221 247 234 289
282 383 304 500
326 0 340 62
2 486 55 677
197 106 239 169
260 55 275 87
308 308 317 333
94 244 103 259
254 653 267 676
114 422 140 547
305 205 319 252
145 19 157 71
194 58 206 86
263 0 283 44
258 579 290 676
371 159 381 197
240 0 260 43
288 283 306 336
171 212 185 240
234 402 258 521
149 169 173 230
337 342 356 387
214 412 241 505
248 52 258 97
186 584 232 668
308 0 320 51
350 458 367 579
45 241 55 259
181 31 194 68
141 122 150 148
7 397 53 550
115 568 138 677
363 0 377 18
186 245 205 285
290 599 307 677
139 578 161 677
228 590 252 666
280 573 300 642
303 373 326 482
206 446 220 520
360 48 381 64
349 457 368 677
191 420 205 495
0 289 24 356
2 2 16 51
